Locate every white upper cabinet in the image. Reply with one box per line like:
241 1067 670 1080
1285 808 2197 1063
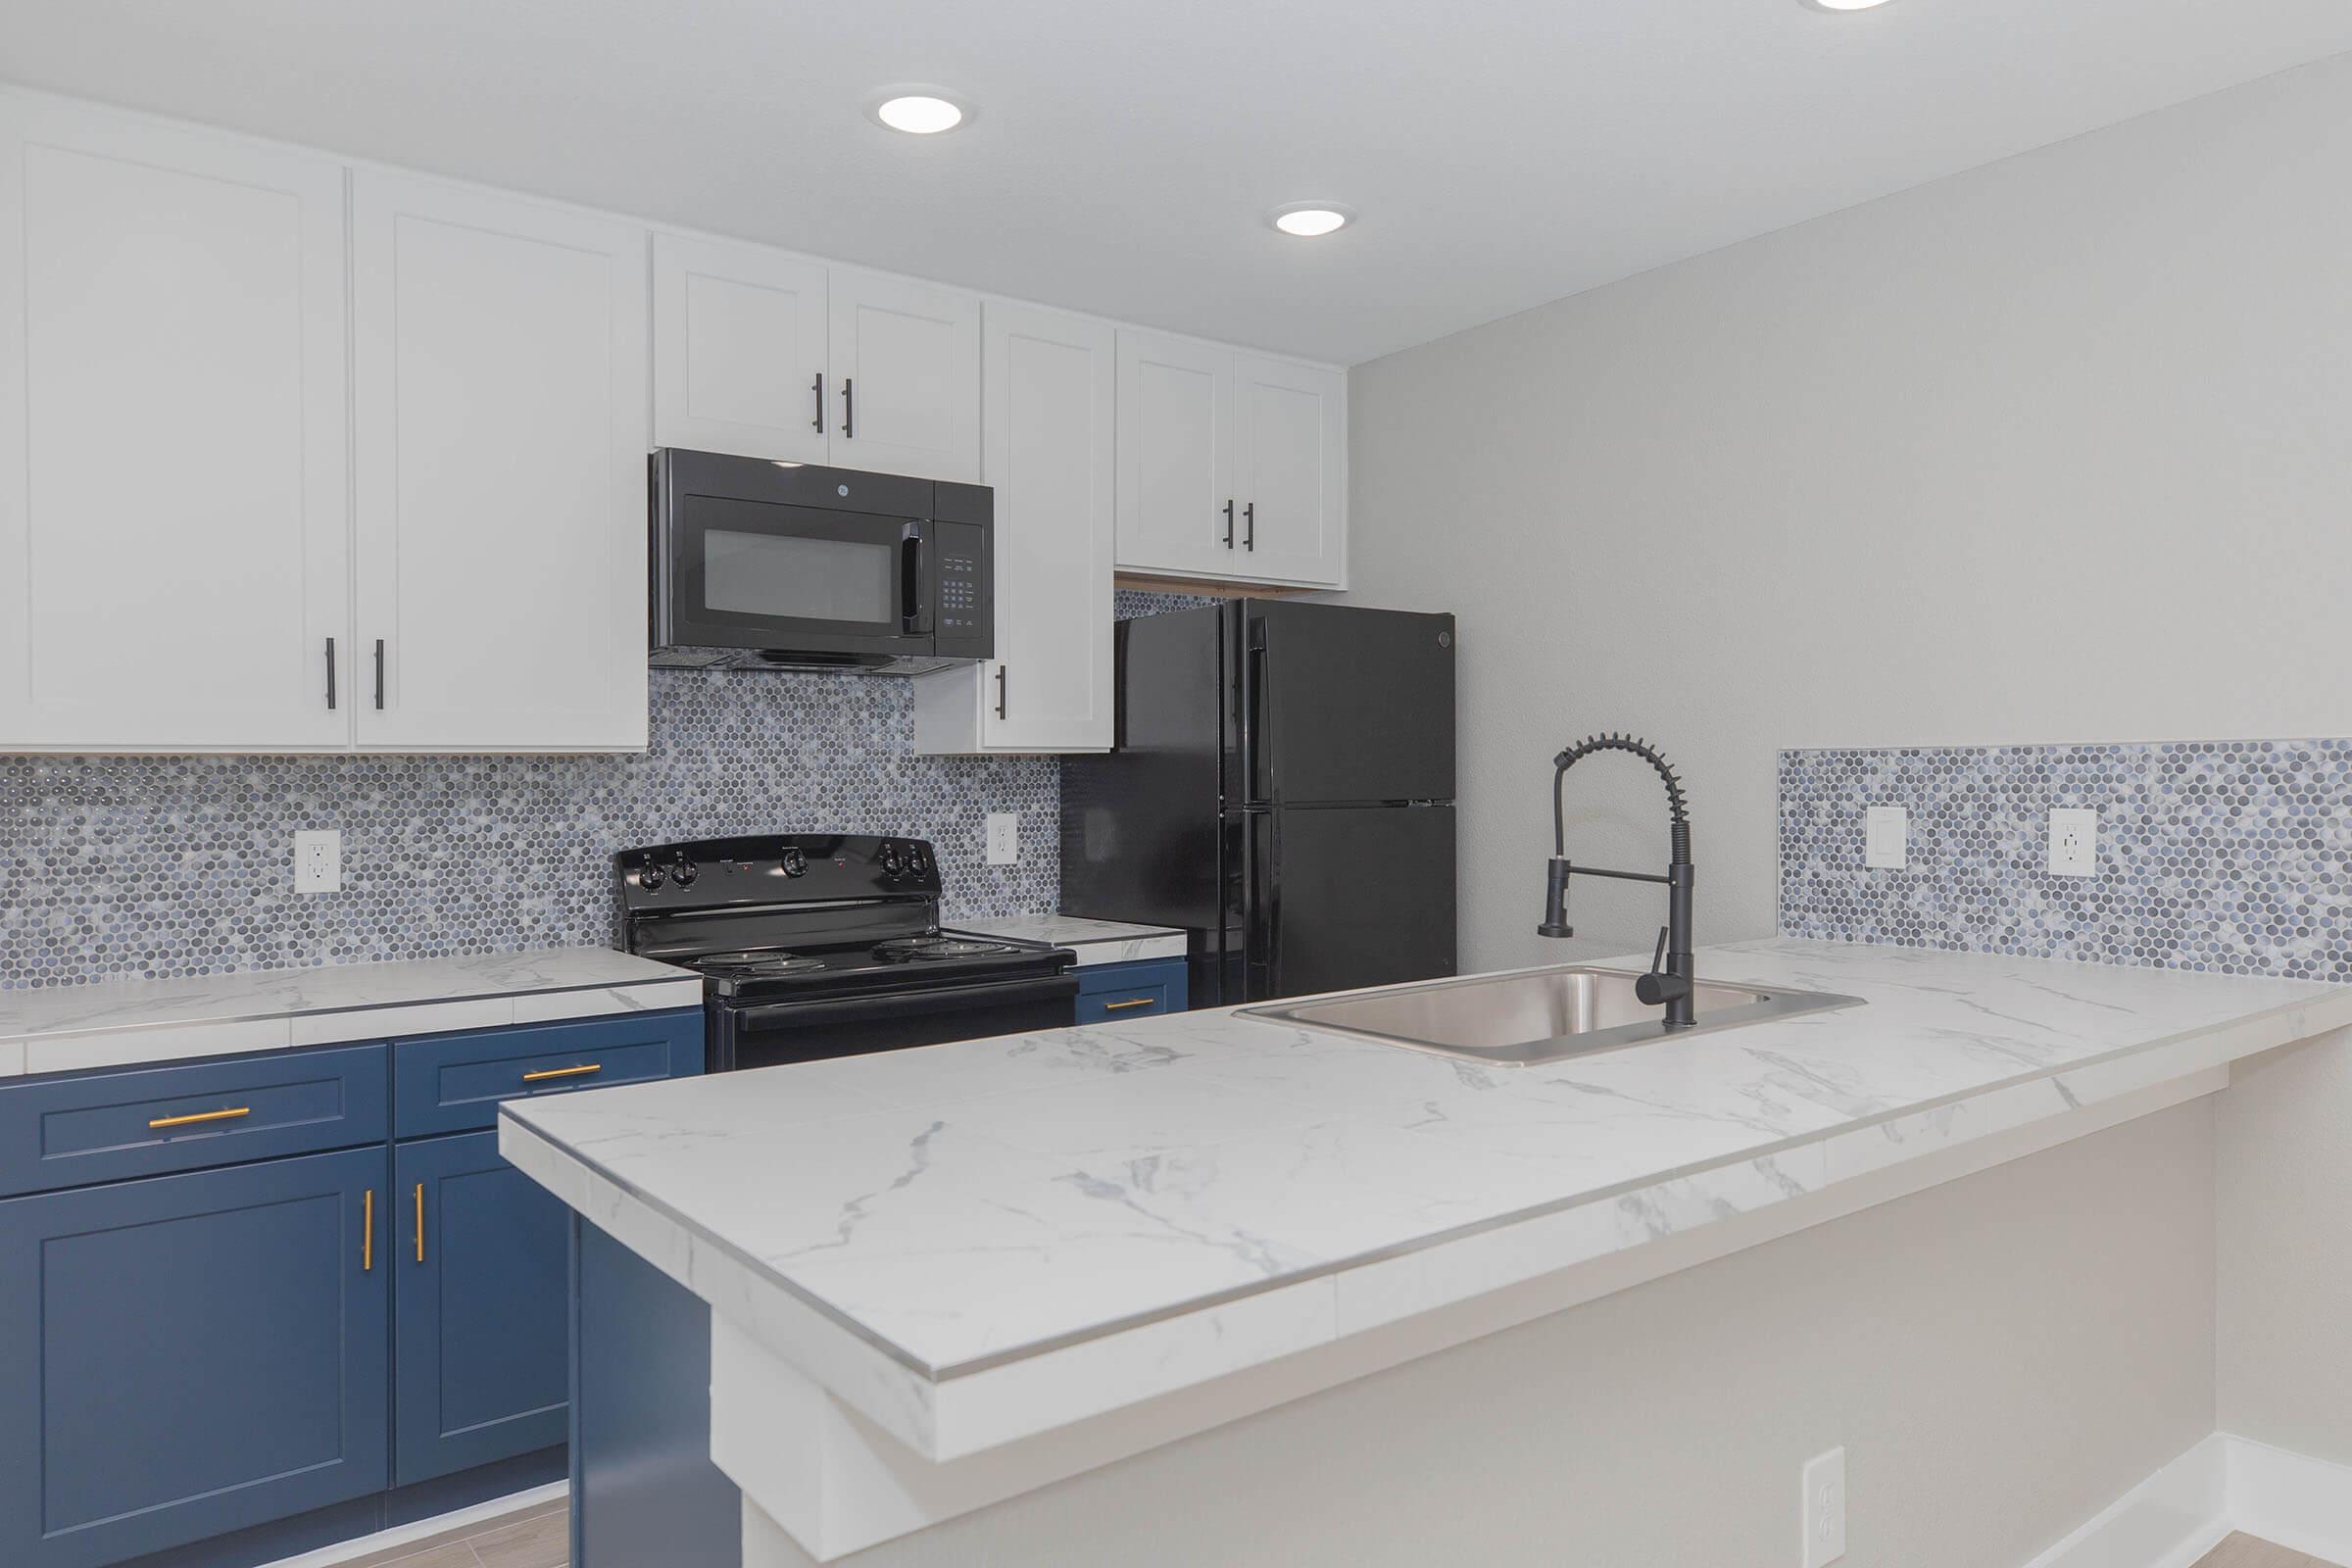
1116 329 1346 589
652 233 829 464
825 268 981 482
0 94 352 752
1115 329 1235 579
352 171 649 752
1231 353 1346 587
913 301 1115 754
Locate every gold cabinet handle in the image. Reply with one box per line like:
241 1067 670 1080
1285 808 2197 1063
149 1105 252 1130
364 1188 374 1272
415 1182 426 1264
1102 998 1156 1011
521 1062 603 1083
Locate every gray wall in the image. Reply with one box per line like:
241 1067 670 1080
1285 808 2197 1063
758 1106 2215 1568
1345 49 2352 978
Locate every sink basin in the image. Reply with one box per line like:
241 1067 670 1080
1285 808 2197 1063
1242 964 1864 1067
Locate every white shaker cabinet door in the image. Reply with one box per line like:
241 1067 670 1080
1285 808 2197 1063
825 268 981 482
352 171 649 752
0 93 351 751
1114 328 1235 579
1230 353 1346 588
913 301 1113 755
652 232 829 464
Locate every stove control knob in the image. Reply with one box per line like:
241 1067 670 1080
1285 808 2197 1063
672 855 699 887
907 845 931 877
640 861 665 891
879 845 903 878
781 849 808 877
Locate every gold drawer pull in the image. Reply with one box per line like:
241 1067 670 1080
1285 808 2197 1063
364 1188 374 1272
1102 998 1156 1011
148 1105 253 1130
415 1182 426 1264
521 1062 603 1083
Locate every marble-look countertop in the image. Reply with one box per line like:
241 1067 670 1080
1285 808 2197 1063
500 939 2352 1462
949 914 1186 966
0 948 704 1077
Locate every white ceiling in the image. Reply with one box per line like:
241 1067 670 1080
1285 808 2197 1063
5 0 2351 366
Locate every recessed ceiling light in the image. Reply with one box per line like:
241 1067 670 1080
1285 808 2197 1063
869 91 969 135
1800 0 1895 10
1270 204 1353 238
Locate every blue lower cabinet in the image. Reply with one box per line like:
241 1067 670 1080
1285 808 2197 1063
0 1148 390 1568
1074 957 1190 1022
393 1131 572 1485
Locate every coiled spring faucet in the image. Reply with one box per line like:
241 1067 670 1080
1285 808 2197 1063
1538 734 1697 1029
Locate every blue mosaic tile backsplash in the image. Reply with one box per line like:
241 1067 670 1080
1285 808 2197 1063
0 670 1058 989
1779 740 2352 983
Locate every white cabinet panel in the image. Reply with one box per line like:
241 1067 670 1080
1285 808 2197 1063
652 233 828 463
914 302 1113 754
826 269 980 482
1232 354 1346 587
1115 329 1234 579
0 95 350 751
352 172 648 752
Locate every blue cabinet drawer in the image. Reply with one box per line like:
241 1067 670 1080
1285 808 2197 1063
393 1010 705 1138
0 1147 389 1567
0 1044 388 1199
1074 958 1189 1022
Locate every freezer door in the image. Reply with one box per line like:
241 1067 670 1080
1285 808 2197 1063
1242 601 1456 806
1245 805 1456 1004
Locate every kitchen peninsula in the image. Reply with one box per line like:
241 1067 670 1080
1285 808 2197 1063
501 939 2352 1565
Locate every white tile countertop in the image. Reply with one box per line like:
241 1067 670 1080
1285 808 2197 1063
0 948 703 1077
949 914 1186 966
499 937 2352 1470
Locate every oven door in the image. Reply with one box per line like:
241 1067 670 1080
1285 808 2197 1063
654 453 936 665
711 975 1081 1071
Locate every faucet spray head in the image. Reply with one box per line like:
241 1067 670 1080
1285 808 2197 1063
1538 857 1575 939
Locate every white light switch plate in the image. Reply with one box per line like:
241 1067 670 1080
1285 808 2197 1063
294 829 342 894
1802 1446 1847 1567
2047 808 2098 877
1864 807 1908 869
985 812 1019 866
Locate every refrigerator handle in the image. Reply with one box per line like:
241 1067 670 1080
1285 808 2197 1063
1240 618 1270 805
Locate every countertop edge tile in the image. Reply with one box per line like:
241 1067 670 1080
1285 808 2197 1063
0 1040 24 1079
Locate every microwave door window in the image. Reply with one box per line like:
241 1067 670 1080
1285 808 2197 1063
704 530 896 628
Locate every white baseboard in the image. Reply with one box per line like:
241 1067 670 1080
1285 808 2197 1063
2023 1433 2352 1568
259 1480 567 1568
2021 1436 2230 1568
2225 1435 2352 1566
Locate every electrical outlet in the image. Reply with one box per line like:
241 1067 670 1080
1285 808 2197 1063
985 812 1019 866
294 829 342 894
1802 1446 1847 1567
1864 806 1908 870
2047 808 2098 877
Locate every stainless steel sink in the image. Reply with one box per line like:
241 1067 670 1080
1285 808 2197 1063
1242 965 1864 1067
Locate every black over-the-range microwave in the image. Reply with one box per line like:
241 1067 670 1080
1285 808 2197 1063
649 448 993 674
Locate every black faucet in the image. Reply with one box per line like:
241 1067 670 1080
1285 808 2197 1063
1538 734 1696 1029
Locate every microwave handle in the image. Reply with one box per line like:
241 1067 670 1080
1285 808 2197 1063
903 522 932 634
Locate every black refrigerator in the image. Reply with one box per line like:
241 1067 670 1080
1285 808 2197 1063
1060 600 1456 1008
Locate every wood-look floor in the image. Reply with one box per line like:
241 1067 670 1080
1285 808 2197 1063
2194 1534 2340 1568
328 1497 566 1568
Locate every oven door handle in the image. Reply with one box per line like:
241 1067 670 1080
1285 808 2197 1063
729 974 1078 1035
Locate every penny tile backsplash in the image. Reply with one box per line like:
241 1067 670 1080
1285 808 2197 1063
1 591 1224 990
1780 740 2352 983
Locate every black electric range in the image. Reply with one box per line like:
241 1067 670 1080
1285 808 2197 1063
615 834 1079 1072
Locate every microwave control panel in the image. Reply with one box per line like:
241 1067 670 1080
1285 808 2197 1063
930 492 993 660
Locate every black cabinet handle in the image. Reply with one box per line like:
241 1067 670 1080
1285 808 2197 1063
372 639 386 710
1223 500 1235 549
841 378 854 439
325 637 337 710
995 664 1008 719
1244 502 1255 552
811 373 825 434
